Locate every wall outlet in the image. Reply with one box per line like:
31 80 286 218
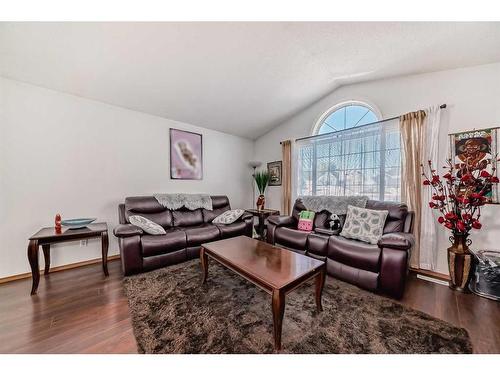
80 240 88 247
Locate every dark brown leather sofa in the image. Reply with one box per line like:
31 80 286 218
113 195 253 275
267 198 415 299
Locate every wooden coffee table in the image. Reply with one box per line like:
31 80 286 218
200 236 326 351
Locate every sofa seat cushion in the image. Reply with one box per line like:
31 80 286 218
184 224 221 246
141 229 187 257
328 235 381 273
274 227 309 250
214 221 246 239
307 233 329 258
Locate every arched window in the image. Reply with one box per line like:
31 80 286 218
296 101 401 201
314 102 380 134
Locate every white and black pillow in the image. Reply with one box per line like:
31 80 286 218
340 205 388 245
212 209 244 225
129 215 166 235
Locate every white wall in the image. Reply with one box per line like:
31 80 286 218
254 62 500 274
0 78 254 279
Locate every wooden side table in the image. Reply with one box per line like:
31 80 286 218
245 208 280 240
27 222 109 295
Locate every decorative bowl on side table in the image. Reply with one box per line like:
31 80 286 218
61 218 97 229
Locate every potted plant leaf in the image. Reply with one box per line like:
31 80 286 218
253 171 270 210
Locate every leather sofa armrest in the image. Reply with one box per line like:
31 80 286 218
113 224 143 238
240 212 253 221
267 215 296 227
378 232 415 250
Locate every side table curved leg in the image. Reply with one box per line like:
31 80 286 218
42 244 50 275
27 240 40 295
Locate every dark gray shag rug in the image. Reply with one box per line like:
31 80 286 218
123 260 472 354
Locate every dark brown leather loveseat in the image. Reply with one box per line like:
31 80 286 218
267 198 415 299
113 195 253 275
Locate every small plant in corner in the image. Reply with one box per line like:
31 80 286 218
253 171 270 210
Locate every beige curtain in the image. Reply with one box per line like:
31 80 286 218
399 110 426 269
281 140 292 215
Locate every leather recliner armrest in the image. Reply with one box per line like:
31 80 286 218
378 232 415 250
239 212 253 221
113 224 143 238
267 215 296 227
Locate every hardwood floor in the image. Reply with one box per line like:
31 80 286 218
0 259 137 353
0 259 498 353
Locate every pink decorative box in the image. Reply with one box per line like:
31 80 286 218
297 210 315 232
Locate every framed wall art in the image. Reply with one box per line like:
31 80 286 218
267 160 282 186
449 127 499 204
170 128 203 180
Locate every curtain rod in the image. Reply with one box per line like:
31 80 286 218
280 104 447 144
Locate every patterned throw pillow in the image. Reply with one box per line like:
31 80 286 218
129 215 166 235
212 209 244 224
340 205 388 244
298 210 316 232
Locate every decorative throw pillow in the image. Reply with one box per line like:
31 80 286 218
298 210 315 232
212 209 244 224
340 205 388 244
129 215 166 235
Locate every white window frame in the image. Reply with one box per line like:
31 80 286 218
311 100 383 135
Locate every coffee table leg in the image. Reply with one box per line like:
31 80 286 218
272 289 285 351
200 247 208 284
27 240 40 295
42 244 50 275
315 266 326 312
101 231 109 277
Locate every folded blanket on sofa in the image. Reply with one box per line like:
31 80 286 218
154 194 213 211
299 195 368 215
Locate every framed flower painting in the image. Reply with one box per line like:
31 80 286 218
170 128 203 180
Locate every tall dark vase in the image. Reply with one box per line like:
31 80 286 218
447 233 473 292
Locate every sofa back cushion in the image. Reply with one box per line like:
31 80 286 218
314 210 331 229
203 195 231 223
292 199 308 222
365 200 408 233
125 196 173 228
173 208 204 227
293 200 338 230
293 198 407 233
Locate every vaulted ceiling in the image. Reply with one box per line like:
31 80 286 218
2 22 500 139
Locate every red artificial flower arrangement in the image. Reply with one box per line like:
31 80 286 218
421 157 499 235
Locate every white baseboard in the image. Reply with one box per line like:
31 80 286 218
416 274 450 286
